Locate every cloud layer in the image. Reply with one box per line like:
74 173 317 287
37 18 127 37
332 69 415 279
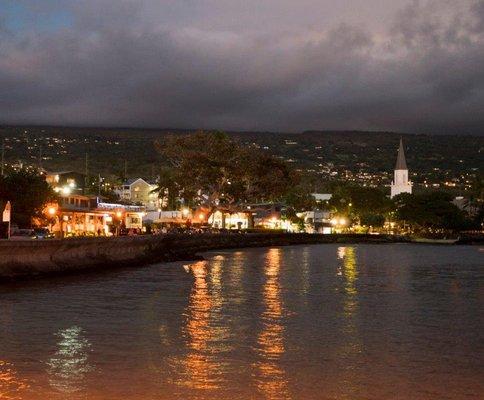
1 0 483 134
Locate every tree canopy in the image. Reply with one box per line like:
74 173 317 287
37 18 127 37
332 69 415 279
326 183 392 227
155 131 307 209
0 169 56 227
394 192 470 232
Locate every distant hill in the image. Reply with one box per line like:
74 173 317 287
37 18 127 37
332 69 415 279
0 126 482 192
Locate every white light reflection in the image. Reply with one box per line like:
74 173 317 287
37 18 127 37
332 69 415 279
46 326 93 394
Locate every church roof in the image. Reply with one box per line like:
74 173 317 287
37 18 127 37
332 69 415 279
395 138 408 170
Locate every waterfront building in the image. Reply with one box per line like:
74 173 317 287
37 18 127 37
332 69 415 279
298 210 333 234
390 139 412 198
150 210 191 225
47 194 145 236
242 203 298 231
209 208 252 229
115 178 160 210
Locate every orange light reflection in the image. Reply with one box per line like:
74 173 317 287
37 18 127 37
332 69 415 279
254 248 289 400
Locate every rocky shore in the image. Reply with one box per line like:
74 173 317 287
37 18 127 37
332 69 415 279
0 233 406 280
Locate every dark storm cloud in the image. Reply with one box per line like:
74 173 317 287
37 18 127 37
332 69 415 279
0 0 483 134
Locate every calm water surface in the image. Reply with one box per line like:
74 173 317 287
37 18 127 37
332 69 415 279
0 244 482 400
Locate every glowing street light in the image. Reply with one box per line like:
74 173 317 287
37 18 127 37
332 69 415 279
48 207 57 216
331 217 348 227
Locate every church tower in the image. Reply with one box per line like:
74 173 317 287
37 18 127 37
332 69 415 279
390 138 412 198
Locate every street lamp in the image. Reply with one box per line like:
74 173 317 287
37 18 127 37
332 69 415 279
47 206 57 236
115 211 123 236
62 215 69 238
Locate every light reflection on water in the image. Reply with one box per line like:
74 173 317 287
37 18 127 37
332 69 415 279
181 260 219 390
46 326 93 396
0 360 30 400
253 248 289 400
0 244 482 399
337 246 363 397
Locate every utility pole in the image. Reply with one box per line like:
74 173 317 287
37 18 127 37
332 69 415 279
38 144 43 170
124 159 128 180
1 139 5 177
84 153 89 194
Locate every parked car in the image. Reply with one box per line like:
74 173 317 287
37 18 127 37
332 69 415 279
32 228 55 239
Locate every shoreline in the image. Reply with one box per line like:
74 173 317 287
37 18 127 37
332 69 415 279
0 233 481 281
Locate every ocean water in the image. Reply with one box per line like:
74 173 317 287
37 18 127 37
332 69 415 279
0 244 482 399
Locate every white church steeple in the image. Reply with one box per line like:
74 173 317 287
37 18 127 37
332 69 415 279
390 138 412 198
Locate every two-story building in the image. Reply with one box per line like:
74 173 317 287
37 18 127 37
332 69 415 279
115 178 160 210
48 194 145 236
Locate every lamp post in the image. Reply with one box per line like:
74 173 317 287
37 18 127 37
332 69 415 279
47 206 57 235
62 215 69 238
115 210 123 236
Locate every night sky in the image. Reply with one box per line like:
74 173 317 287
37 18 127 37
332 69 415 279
1 0 483 134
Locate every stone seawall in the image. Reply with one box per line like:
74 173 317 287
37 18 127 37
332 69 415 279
0 233 401 280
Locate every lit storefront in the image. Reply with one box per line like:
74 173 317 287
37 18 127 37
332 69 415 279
209 210 251 229
46 195 145 236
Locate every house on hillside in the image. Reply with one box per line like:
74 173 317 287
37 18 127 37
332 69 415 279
115 178 160 210
44 171 86 195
